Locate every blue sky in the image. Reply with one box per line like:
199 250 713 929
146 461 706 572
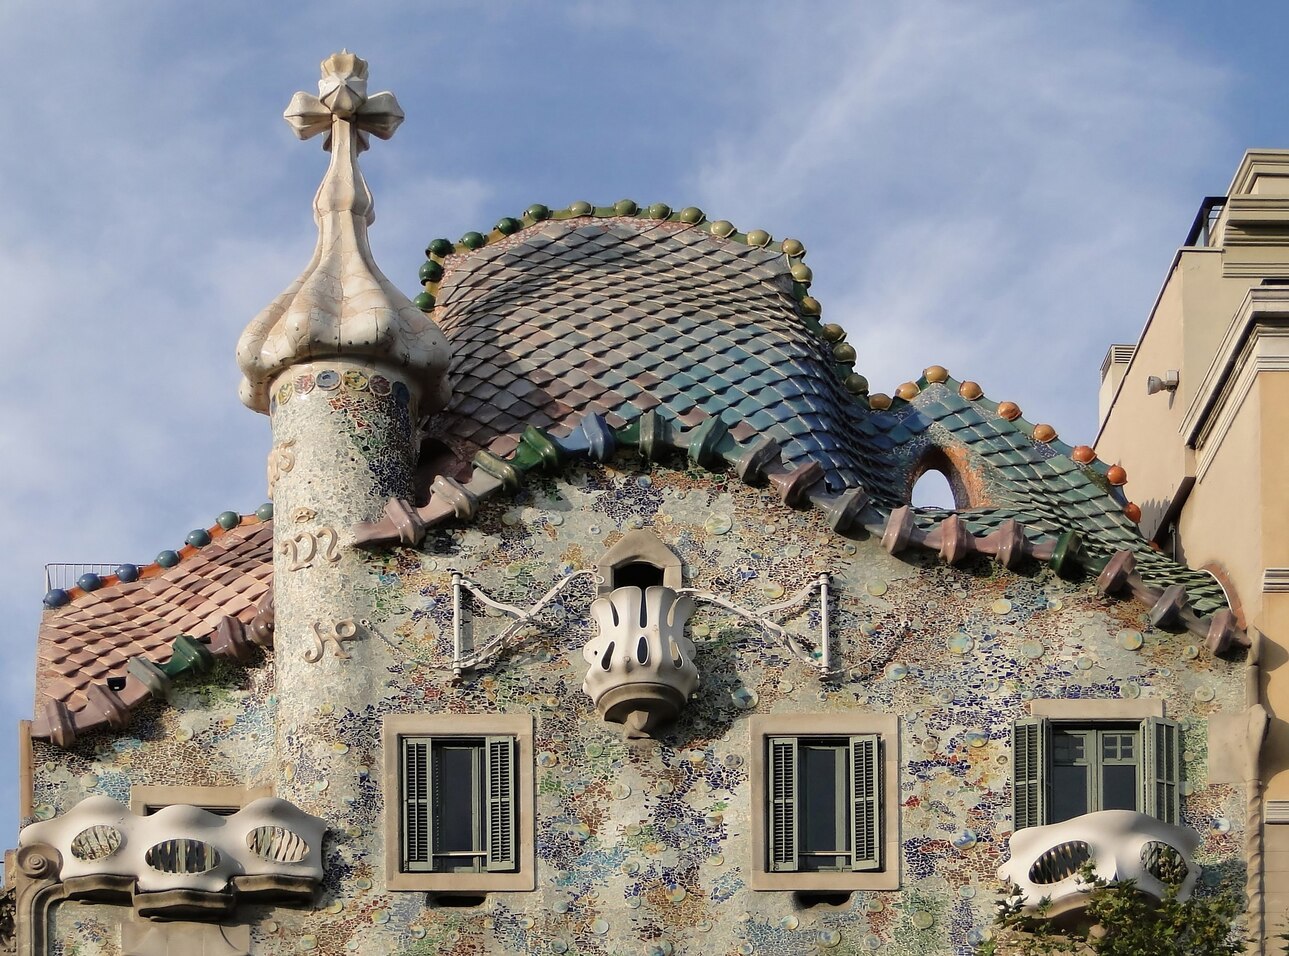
0 1 1285 842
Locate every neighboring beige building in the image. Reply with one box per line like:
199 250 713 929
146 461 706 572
1097 149 1289 938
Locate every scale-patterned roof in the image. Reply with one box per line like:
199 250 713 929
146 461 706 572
31 204 1245 746
427 215 901 501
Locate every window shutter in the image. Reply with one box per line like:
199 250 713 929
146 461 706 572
850 734 882 872
767 737 799 872
1012 718 1048 830
484 736 517 872
402 738 432 871
1142 717 1181 824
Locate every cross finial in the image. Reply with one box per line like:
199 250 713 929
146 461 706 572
284 51 404 152
236 53 450 417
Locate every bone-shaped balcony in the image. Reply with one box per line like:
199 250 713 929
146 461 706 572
19 795 327 919
997 810 1201 916
582 586 699 738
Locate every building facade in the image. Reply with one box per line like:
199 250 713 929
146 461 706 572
5 54 1268 955
1097 148 1289 944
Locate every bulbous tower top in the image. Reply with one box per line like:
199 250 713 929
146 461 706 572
236 51 451 415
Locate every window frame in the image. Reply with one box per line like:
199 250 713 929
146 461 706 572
129 784 272 815
750 713 900 891
383 713 535 892
1013 700 1180 831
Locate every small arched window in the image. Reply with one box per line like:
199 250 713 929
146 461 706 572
596 530 682 594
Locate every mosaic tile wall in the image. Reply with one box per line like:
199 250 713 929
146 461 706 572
31 458 1248 955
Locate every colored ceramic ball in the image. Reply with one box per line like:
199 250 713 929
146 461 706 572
1106 465 1128 486
426 238 454 258
790 263 813 285
923 365 949 384
43 588 70 609
418 260 444 283
1071 445 1097 464
525 204 550 221
495 217 522 235
414 292 436 311
256 503 274 521
646 203 671 220
155 550 180 569
678 206 704 223
868 393 893 410
710 220 736 238
997 401 1022 421
460 231 486 250
613 199 638 216
1032 424 1057 443
799 296 822 317
568 201 593 216
217 511 241 530
821 323 846 342
781 238 806 258
76 573 102 592
186 529 212 548
896 382 921 400
1124 502 1142 523
958 381 983 400
115 563 140 583
746 229 771 247
845 373 870 394
832 343 857 364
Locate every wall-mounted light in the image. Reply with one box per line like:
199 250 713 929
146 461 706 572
1146 370 1179 395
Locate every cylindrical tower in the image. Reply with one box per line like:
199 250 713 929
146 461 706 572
235 52 450 824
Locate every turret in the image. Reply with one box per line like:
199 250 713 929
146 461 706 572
234 52 450 818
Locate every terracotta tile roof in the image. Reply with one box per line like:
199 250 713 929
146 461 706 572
32 515 275 746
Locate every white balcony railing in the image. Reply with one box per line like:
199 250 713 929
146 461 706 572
998 810 1200 912
19 795 326 918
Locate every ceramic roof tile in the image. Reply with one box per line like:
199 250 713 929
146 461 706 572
428 217 900 499
35 518 274 710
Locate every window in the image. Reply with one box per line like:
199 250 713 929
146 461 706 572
596 529 681 594
400 735 514 874
1013 714 1180 830
750 714 899 891
768 736 881 872
383 713 534 892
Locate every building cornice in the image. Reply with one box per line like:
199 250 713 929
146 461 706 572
1181 288 1289 480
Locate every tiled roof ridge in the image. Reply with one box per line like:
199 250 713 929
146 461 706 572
42 505 276 610
883 364 1129 498
352 407 1248 658
31 592 275 748
414 202 875 408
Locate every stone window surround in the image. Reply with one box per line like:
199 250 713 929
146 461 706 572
382 712 535 892
749 713 900 892
129 784 273 816
1027 699 1165 721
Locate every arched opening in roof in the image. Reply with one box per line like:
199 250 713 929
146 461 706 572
908 446 974 511
912 469 955 510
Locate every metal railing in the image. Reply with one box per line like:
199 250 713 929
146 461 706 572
1184 196 1227 247
43 563 127 592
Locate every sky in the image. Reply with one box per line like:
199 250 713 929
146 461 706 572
1 0 1287 843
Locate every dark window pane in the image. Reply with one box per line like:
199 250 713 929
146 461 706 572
801 744 845 857
1102 764 1138 811
1050 764 1088 823
436 745 478 853
1052 730 1085 763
